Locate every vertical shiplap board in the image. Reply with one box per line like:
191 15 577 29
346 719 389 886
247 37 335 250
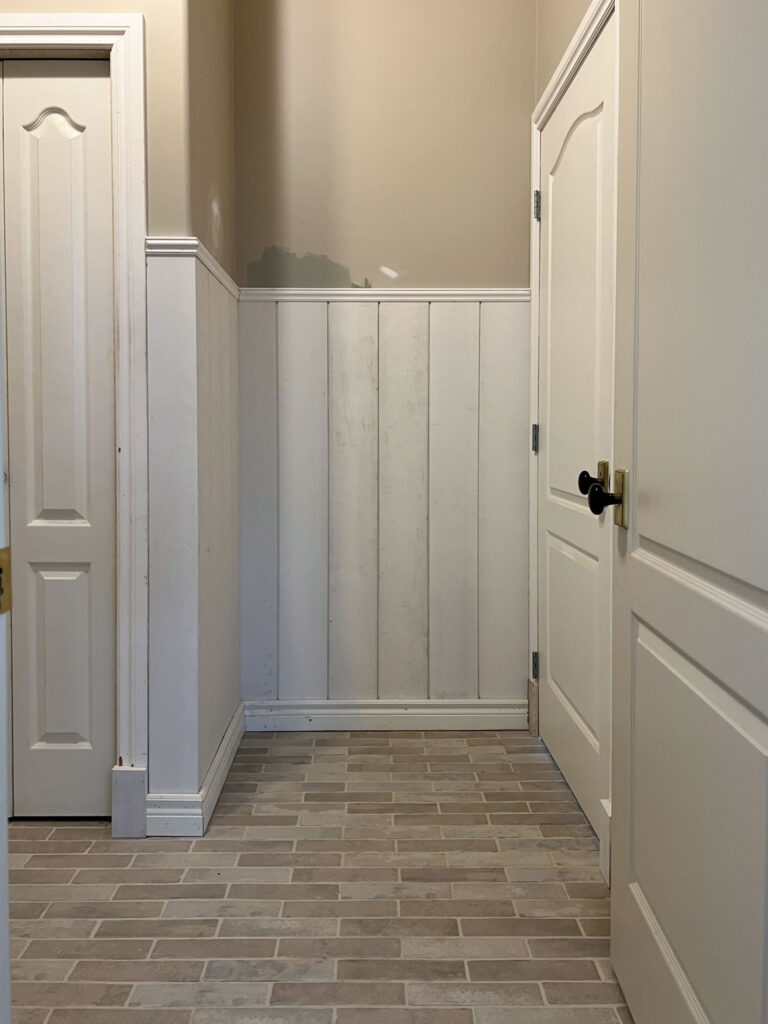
479 302 530 700
239 301 278 701
197 273 241 787
195 264 213 775
328 302 379 700
429 302 480 700
278 302 329 700
378 303 429 699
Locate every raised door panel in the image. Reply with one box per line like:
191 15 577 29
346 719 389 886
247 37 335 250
5 62 115 816
628 623 767 1024
545 110 604 503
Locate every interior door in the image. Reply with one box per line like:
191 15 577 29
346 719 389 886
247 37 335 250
3 60 116 816
611 2 768 1022
537 14 617 871
0 62 11 1023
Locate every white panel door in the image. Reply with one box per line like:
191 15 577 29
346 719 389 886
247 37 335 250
3 61 116 816
0 57 11 1023
537 16 616 864
612 2 768 1022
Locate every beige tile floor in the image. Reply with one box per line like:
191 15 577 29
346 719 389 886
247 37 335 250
9 730 633 1023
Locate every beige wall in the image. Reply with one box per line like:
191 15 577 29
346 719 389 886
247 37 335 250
189 0 236 277
535 0 592 102
8 0 237 277
234 0 537 288
7 0 192 237
8 2 588 287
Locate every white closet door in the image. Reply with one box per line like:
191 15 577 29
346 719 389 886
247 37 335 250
0 62 11 1024
4 61 116 817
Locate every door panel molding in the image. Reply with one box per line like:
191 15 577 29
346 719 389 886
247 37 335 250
0 15 148 835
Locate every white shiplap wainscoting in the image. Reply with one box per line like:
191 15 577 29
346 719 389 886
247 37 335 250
146 239 242 835
240 289 531 730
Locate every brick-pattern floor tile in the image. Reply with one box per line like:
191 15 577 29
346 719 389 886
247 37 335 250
9 731 629 1019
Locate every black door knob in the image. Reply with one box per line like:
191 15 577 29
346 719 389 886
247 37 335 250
587 482 622 516
578 470 600 495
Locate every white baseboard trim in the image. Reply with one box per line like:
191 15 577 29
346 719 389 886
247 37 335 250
146 701 244 836
111 765 148 838
200 702 245 827
243 699 529 732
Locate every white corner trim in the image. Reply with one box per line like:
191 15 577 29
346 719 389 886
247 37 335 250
146 236 240 300
239 287 530 303
532 0 615 128
146 701 244 836
111 766 148 838
244 700 529 732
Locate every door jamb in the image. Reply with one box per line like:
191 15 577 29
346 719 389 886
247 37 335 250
527 0 617 728
0 15 149 836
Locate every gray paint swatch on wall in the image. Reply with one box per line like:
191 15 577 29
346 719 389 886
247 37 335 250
247 246 371 288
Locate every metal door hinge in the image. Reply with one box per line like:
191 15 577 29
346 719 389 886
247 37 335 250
531 424 539 453
533 189 541 221
531 651 539 680
0 547 11 614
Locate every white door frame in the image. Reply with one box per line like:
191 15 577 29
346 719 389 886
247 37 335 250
528 0 617 716
0 15 148 834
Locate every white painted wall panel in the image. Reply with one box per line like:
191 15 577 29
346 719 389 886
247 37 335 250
239 293 529 722
197 264 240 787
428 302 480 699
378 303 430 700
328 303 379 700
239 302 278 701
148 247 241 809
479 302 530 698
278 302 329 700
148 256 199 795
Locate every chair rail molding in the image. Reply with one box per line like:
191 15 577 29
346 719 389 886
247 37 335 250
0 13 149 839
145 236 240 299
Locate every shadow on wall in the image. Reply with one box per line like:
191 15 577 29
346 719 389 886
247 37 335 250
246 246 372 288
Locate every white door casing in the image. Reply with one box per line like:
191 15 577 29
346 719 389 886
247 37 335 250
534 6 617 873
611 2 768 1022
4 61 116 816
0 63 11 1024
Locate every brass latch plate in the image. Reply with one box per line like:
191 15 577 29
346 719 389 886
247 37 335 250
0 547 11 613
613 470 629 530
